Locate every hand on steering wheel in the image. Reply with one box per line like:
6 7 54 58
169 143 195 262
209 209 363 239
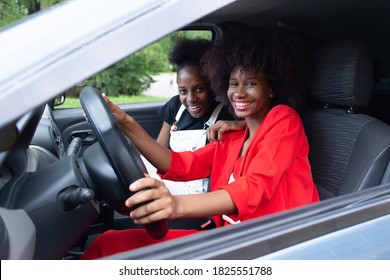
80 86 168 240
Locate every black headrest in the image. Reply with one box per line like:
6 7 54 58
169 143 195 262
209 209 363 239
309 39 373 109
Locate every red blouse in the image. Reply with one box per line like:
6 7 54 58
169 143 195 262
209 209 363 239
160 105 319 226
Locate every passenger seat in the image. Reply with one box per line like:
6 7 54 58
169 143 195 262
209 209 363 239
302 39 390 200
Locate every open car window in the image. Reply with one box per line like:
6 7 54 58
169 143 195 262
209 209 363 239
55 29 214 109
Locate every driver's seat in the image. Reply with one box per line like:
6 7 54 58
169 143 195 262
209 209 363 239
302 38 390 200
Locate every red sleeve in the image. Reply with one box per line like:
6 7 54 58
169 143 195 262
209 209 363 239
158 143 216 181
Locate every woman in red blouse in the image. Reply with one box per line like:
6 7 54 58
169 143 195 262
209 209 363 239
81 28 319 259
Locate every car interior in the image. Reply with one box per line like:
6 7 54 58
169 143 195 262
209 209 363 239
302 38 390 200
1 0 390 260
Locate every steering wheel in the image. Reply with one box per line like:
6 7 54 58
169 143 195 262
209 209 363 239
79 86 168 240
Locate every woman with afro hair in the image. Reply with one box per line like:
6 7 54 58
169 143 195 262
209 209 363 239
143 37 235 196
81 27 319 259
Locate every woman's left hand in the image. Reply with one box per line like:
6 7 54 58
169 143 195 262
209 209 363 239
207 120 247 143
125 177 176 225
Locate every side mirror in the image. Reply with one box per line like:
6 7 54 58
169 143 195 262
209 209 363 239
54 93 65 107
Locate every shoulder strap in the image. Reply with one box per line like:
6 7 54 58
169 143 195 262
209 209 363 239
204 103 223 129
171 104 186 131
174 104 186 121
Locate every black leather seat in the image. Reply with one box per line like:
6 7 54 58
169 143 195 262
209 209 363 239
302 39 390 200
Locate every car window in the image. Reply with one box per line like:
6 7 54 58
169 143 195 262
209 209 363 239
55 29 213 109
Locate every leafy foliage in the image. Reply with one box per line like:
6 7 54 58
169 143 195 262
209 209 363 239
0 0 63 29
85 31 211 97
86 35 176 96
0 0 26 28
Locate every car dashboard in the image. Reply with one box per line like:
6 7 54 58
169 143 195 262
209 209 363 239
0 105 100 259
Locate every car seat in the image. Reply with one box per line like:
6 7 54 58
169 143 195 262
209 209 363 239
302 38 390 200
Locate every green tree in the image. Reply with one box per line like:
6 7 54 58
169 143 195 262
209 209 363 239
85 34 176 96
0 0 63 29
18 0 62 14
0 0 26 28
85 31 211 97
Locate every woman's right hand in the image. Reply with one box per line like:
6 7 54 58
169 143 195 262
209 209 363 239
125 177 177 225
101 93 132 129
207 120 247 143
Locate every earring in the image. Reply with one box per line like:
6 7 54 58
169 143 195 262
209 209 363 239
269 90 274 98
